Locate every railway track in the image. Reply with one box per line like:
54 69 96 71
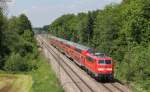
38 36 94 92
102 83 125 92
37 35 131 92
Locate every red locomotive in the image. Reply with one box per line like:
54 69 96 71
49 36 114 80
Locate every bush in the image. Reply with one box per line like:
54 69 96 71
4 53 37 72
116 45 150 91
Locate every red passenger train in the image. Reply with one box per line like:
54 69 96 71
49 36 114 80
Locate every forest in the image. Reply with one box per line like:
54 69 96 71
48 0 150 91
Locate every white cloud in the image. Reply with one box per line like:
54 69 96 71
31 6 38 9
21 9 28 15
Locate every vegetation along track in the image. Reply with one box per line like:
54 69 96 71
38 35 131 92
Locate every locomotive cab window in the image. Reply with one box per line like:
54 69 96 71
98 60 112 64
99 60 105 64
105 60 112 64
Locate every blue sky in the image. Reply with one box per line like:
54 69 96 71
8 0 122 27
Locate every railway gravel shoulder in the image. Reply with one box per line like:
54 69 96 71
39 36 95 92
37 37 81 92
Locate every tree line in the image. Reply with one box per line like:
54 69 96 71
0 8 64 92
0 9 38 72
48 0 150 91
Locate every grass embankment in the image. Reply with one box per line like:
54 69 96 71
0 55 63 92
0 74 32 92
29 55 63 92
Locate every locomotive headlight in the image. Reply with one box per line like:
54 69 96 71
98 68 112 71
106 68 112 71
98 68 105 71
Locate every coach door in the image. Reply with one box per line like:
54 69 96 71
86 56 97 72
80 56 85 66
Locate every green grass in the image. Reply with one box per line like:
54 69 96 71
0 55 63 92
29 55 64 92
0 74 32 92
130 81 150 92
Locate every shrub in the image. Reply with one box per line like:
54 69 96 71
4 53 37 72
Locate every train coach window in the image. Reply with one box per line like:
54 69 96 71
86 56 94 63
75 48 81 53
66 44 70 47
81 56 84 59
88 49 94 54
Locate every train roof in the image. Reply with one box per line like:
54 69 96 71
76 44 90 51
50 35 90 51
49 35 111 59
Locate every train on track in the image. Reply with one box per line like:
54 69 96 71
48 35 114 81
